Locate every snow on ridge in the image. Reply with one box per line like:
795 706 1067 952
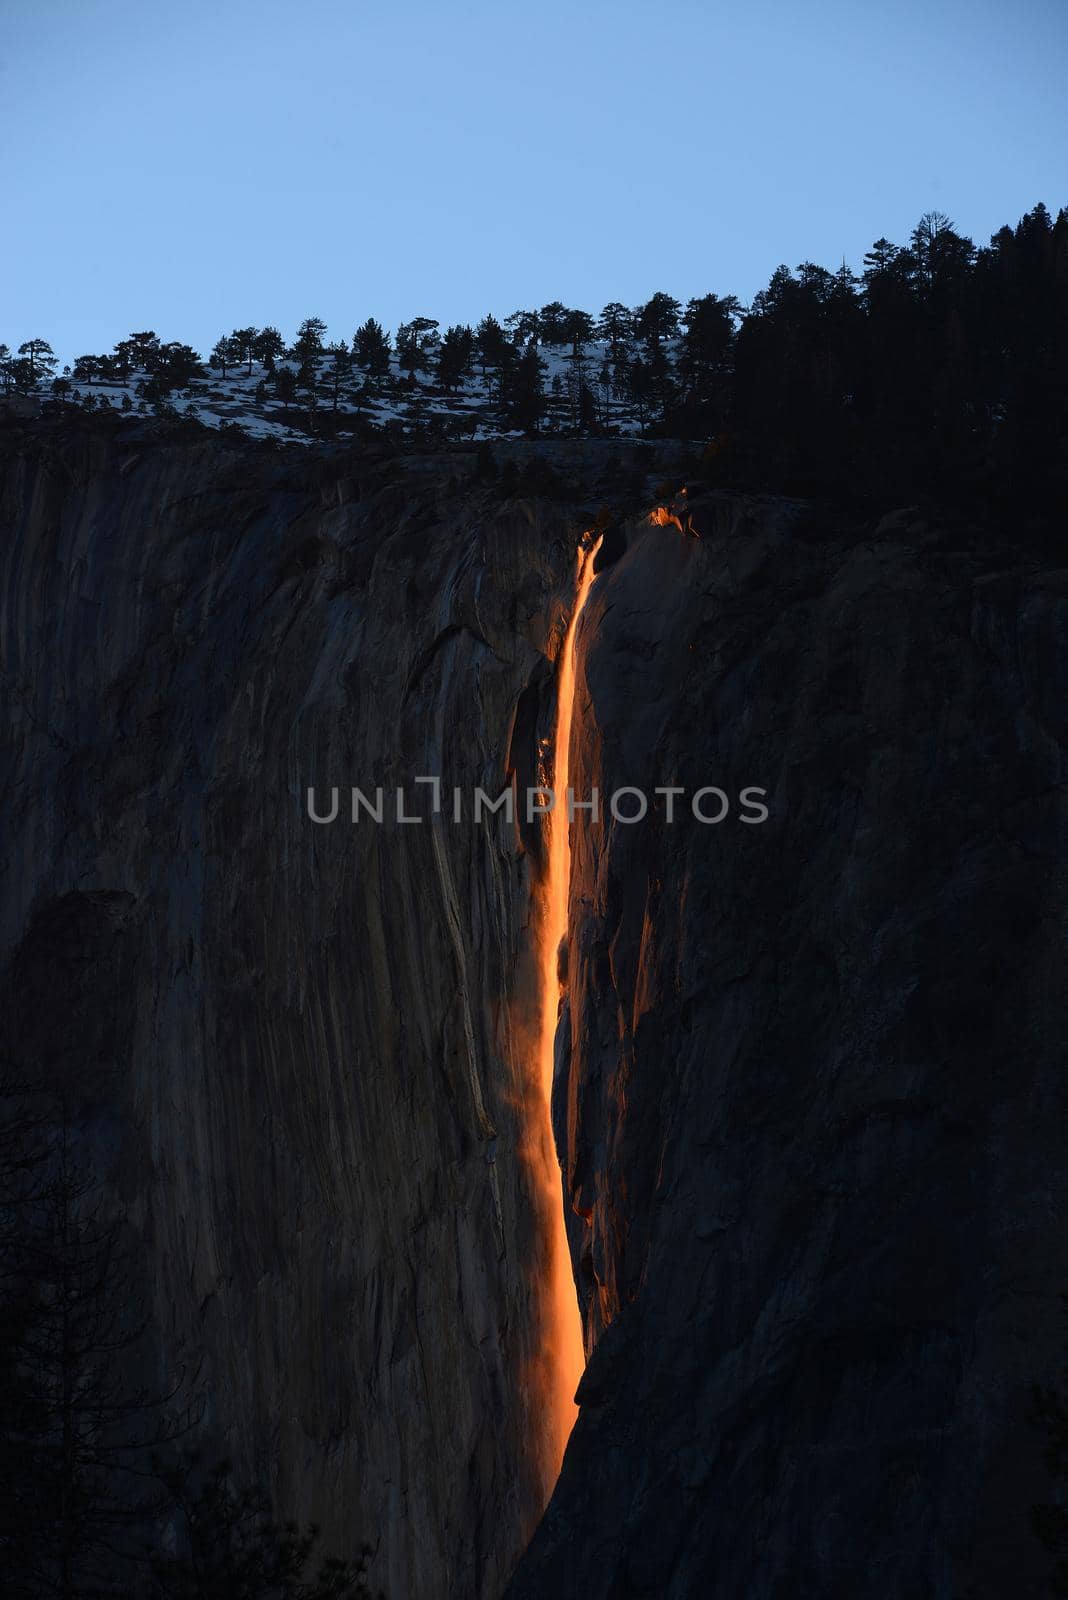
48 337 664 445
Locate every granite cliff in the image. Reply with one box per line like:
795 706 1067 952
2 420 1067 1598
511 496 1068 1598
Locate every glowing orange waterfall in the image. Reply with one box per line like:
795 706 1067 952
530 533 602 1491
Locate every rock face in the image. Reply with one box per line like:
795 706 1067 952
3 424 1068 1599
510 499 1068 1597
0 423 585 1599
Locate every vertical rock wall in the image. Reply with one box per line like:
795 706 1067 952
510 500 1068 1597
0 426 582 1599
8 428 1068 1599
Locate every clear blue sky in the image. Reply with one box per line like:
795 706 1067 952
3 0 1066 367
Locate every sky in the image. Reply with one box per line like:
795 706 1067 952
3 0 1067 368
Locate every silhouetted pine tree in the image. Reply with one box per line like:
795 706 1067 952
0 1091 196 1598
148 1457 376 1600
536 302 570 346
502 343 546 432
394 318 439 383
325 342 353 410
273 366 297 414
231 327 260 376
253 327 287 370
595 302 633 359
292 318 328 365
18 339 57 380
634 292 681 355
671 292 739 434
504 309 540 347
209 337 240 380
626 355 654 436
475 315 510 394
435 325 475 393
352 320 391 379
563 309 595 357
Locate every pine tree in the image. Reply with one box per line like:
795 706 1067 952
563 309 595 357
675 293 740 429
502 343 546 433
252 327 286 370
475 315 509 390
680 294 738 376
152 343 205 396
325 342 353 411
909 210 956 292
352 319 391 378
127 332 161 371
7 358 37 395
626 355 654 435
595 302 633 358
209 337 241 380
71 355 102 386
537 302 570 346
273 366 297 414
635 292 681 353
646 345 675 423
436 325 475 393
296 359 319 407
111 341 135 381
599 361 613 430
148 1457 374 1599
400 385 429 438
0 1095 196 1598
292 318 328 365
504 309 540 347
862 237 902 280
17 339 57 380
395 318 440 382
231 327 260 376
